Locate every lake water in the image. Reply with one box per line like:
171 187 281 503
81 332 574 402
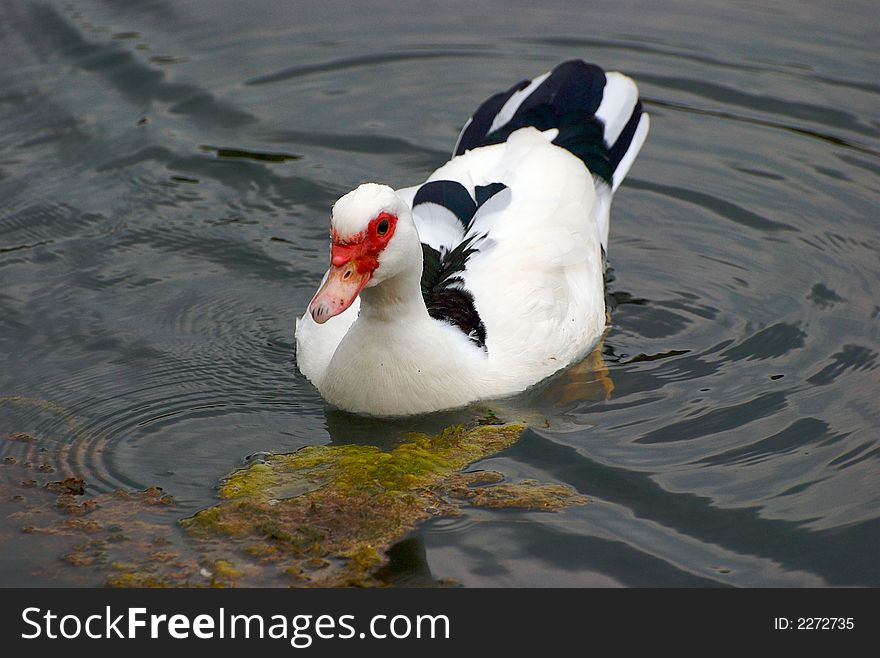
1 0 877 587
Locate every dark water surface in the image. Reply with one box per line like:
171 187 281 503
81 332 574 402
1 0 877 586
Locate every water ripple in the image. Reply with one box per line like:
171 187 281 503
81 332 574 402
627 179 798 232
246 49 491 86
635 391 789 444
24 3 255 127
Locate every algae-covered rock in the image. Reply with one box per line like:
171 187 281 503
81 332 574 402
3 417 589 587
179 422 588 586
181 423 526 586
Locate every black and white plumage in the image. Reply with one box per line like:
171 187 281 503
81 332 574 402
295 60 649 416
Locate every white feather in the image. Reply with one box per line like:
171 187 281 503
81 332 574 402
596 72 639 147
488 71 551 134
411 202 465 253
612 114 650 192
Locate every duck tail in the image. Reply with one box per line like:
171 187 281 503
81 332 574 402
453 60 649 193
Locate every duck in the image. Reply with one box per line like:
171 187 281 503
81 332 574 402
295 60 649 416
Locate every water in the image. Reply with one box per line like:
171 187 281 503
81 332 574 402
1 0 877 587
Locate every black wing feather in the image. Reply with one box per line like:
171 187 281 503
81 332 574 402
420 237 487 351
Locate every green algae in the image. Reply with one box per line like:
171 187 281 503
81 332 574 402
3 419 589 587
217 424 520 501
178 422 587 586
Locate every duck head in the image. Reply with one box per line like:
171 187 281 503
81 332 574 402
309 183 420 323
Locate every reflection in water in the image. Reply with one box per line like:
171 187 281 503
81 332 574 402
0 0 878 586
373 536 438 587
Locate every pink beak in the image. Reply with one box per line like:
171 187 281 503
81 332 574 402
308 260 372 324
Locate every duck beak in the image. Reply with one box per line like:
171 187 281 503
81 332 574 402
308 261 371 324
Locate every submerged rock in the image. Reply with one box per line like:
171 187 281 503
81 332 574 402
179 423 587 586
3 419 588 587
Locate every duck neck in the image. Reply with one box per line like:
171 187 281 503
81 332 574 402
358 269 428 325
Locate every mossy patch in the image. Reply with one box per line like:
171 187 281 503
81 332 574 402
2 419 588 587
179 422 586 586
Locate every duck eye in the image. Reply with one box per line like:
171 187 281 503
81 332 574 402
376 218 390 236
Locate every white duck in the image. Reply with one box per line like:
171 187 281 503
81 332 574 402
295 60 649 416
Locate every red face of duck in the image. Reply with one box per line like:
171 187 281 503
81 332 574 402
309 212 397 323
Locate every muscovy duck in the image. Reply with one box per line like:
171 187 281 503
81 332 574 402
295 60 649 416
